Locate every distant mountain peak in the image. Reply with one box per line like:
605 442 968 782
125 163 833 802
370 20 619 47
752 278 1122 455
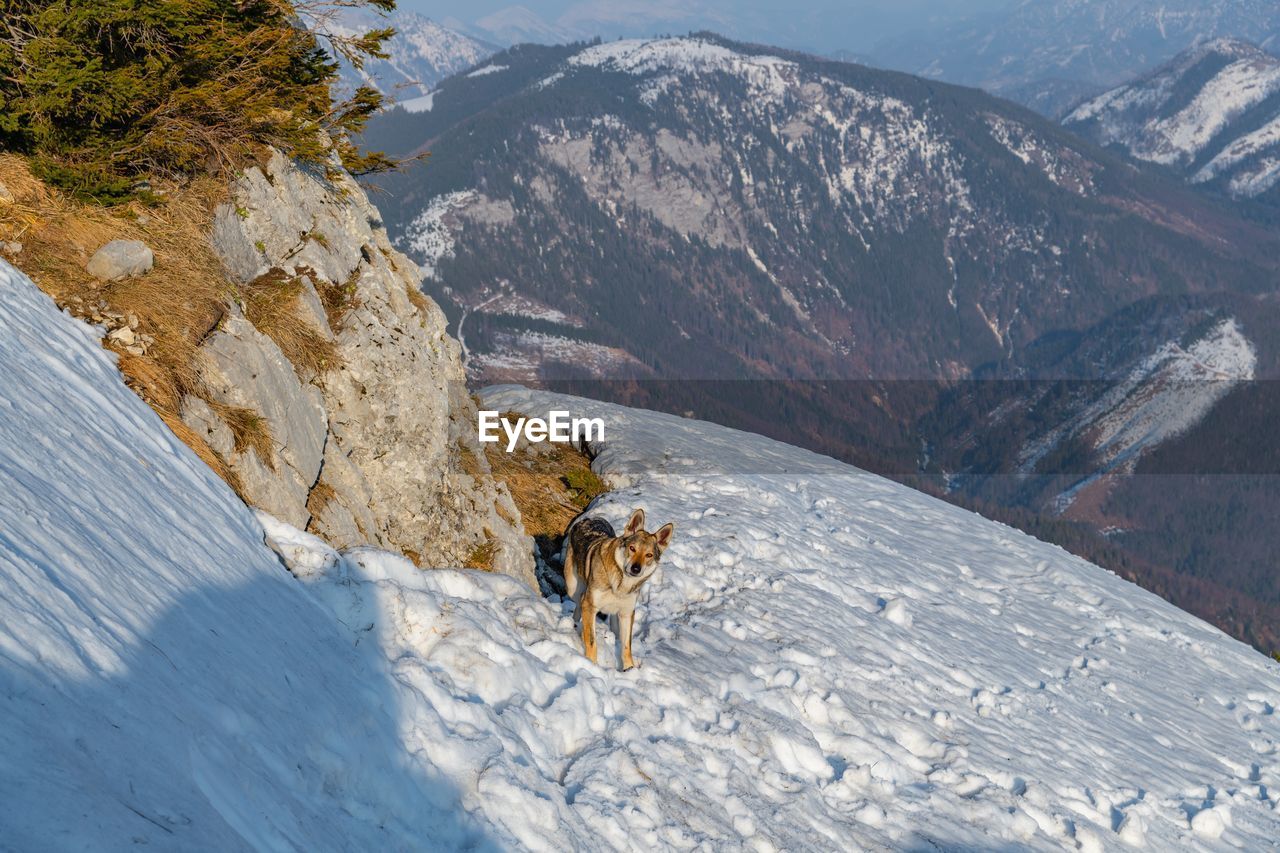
871 0 1280 116
1065 39 1280 199
332 10 495 100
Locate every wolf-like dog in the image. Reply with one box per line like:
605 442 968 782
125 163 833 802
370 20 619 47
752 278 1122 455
563 508 674 670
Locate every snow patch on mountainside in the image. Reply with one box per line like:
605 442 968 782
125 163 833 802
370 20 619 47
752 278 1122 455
330 10 493 99
1022 318 1257 481
1195 114 1280 195
985 114 1097 195
468 330 645 383
534 37 979 246
1065 40 1280 196
1137 57 1280 165
400 91 436 113
467 63 509 77
570 37 788 79
401 189 478 278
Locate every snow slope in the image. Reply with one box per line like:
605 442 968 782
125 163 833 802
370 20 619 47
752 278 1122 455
0 263 489 848
273 383 1280 851
3 255 1279 849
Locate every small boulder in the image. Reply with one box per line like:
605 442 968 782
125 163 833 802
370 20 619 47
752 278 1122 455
87 239 154 281
107 327 138 347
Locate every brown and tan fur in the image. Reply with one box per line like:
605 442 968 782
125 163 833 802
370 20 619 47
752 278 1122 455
563 508 674 670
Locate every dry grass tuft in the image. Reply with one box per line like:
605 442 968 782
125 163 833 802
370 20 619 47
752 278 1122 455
456 438 487 481
242 269 343 378
465 529 498 571
206 399 275 469
314 269 361 331
405 283 432 318
484 439 606 541
306 478 338 518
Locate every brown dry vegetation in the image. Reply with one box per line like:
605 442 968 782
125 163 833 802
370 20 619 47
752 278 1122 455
484 436 606 542
314 270 361 330
1 154 226 411
404 281 433 317
242 269 342 378
464 529 498 571
0 153 330 498
205 399 276 469
0 153 244 481
305 479 338 519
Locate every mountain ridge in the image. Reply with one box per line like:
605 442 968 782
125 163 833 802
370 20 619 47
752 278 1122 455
1065 38 1280 203
871 0 1280 116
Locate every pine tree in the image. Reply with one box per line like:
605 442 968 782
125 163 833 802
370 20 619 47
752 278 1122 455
0 0 397 201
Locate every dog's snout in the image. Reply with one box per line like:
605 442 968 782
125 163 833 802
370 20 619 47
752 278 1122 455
627 563 643 576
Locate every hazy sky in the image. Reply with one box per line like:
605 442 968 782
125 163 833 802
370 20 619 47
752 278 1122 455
398 0 1014 53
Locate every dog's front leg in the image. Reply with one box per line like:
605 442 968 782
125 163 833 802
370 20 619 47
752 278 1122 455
562 541 578 603
619 608 637 671
579 592 598 664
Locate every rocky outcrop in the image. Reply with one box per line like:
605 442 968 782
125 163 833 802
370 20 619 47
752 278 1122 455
188 149 534 588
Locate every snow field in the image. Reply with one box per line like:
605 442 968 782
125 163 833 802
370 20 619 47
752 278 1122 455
473 386 1279 849
272 384 1280 850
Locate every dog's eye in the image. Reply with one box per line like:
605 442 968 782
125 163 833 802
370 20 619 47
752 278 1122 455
628 544 636 552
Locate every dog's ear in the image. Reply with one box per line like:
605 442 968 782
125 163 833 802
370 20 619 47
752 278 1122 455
655 522 674 549
624 508 645 535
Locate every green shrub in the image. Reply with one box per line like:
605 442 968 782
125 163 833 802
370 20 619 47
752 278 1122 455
0 0 397 201
562 467 607 509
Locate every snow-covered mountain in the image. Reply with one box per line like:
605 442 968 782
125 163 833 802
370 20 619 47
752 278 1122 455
874 0 1280 116
5 257 1279 848
1065 39 1280 200
330 9 495 101
372 35 1274 384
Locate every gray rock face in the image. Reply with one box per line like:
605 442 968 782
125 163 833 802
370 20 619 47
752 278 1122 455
86 240 154 281
199 147 534 589
184 315 328 529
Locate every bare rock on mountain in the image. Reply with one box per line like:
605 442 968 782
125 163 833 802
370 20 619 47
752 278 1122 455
183 315 329 529
203 148 534 588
